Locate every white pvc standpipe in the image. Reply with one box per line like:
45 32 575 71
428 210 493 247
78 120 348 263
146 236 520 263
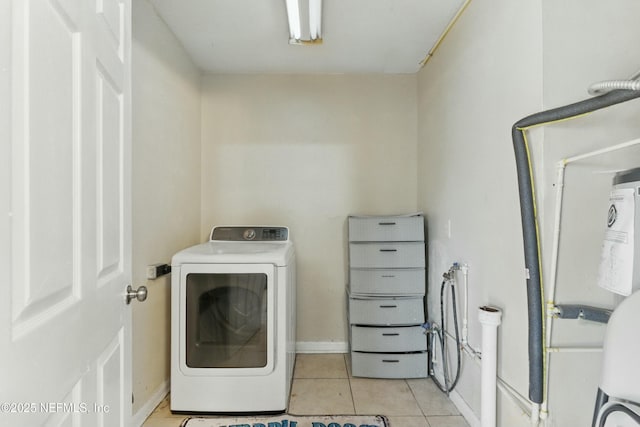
479 306 503 427
461 264 470 346
541 137 640 425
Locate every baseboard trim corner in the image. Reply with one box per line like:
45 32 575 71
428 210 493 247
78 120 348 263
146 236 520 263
131 379 170 427
449 389 481 427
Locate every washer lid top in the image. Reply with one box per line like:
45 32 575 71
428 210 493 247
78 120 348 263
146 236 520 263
172 226 293 266
210 226 289 242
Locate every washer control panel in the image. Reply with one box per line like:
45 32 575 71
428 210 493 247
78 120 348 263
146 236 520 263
210 226 289 242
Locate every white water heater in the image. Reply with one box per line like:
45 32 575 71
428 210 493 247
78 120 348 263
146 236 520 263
598 167 640 296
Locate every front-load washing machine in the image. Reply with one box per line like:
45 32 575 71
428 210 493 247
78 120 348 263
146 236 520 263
170 226 296 413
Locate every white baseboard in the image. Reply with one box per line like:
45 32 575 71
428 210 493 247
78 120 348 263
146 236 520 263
449 389 481 427
296 341 348 353
131 379 170 427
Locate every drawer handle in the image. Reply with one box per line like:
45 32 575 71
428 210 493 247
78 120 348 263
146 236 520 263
379 249 397 252
379 305 397 308
382 359 400 363
381 275 396 278
378 222 397 226
382 333 400 336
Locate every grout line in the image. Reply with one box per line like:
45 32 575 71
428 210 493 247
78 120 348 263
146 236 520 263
344 353 357 414
406 378 444 426
406 378 427 417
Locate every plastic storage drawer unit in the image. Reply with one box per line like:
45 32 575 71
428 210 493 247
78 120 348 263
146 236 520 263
347 214 428 379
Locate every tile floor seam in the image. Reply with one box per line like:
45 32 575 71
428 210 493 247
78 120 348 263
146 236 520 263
406 378 427 417
343 354 357 415
349 378 359 415
348 382 357 415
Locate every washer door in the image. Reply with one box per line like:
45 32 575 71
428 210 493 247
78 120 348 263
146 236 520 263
179 263 275 376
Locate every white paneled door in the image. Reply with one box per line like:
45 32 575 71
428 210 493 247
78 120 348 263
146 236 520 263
0 0 133 426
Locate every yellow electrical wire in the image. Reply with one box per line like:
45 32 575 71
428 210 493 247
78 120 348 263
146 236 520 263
515 112 592 132
520 128 548 403
515 109 594 405
419 0 472 68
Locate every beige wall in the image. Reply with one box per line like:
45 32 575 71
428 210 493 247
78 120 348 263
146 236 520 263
131 0 202 415
417 0 640 425
200 74 418 346
417 0 542 424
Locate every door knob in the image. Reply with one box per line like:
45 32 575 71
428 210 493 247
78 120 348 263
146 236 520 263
126 285 148 305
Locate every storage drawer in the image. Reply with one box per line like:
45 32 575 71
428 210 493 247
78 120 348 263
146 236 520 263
349 297 424 325
349 242 425 269
348 216 424 242
351 326 427 352
350 268 425 296
351 352 428 379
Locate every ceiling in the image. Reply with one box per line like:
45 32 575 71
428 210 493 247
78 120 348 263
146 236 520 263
147 0 467 74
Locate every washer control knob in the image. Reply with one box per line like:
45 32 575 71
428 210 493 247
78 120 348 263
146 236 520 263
243 229 256 240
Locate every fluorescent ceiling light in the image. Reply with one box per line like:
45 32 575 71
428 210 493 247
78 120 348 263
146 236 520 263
308 0 322 40
285 0 322 44
285 0 301 40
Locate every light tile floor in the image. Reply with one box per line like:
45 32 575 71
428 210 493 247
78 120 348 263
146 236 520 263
143 354 469 427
